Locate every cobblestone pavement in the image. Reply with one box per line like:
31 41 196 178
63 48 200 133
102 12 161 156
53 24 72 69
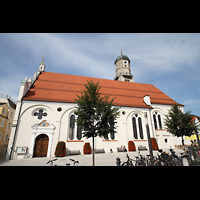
0 149 193 166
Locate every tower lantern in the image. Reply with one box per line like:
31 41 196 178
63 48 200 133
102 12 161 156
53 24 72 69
114 51 134 82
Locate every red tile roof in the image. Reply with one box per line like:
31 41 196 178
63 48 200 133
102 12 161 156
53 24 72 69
22 72 181 108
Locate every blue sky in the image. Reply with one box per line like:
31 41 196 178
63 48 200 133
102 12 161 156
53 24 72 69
0 33 200 116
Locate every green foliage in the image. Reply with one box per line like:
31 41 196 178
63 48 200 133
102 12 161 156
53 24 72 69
164 103 199 146
55 141 66 157
74 80 120 139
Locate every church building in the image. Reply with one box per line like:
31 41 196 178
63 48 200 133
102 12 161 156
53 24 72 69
6 53 189 160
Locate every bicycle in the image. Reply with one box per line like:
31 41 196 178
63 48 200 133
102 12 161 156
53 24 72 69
179 152 191 166
145 154 157 166
169 148 182 166
46 158 79 166
135 151 146 166
155 149 176 166
70 159 79 166
46 159 58 166
122 154 135 166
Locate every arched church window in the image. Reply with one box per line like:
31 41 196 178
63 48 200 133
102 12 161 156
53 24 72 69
77 125 82 140
138 117 144 139
158 114 162 129
110 132 115 140
69 115 75 140
132 114 144 140
153 114 157 129
68 114 82 140
153 111 163 130
132 117 138 139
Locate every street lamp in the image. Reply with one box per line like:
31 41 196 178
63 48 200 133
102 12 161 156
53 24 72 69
144 112 154 165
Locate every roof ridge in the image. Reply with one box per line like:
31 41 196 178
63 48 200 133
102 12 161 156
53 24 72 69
41 71 155 86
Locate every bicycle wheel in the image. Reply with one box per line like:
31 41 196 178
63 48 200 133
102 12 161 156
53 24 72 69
168 160 176 166
173 158 182 166
122 162 133 166
161 161 168 166
187 156 192 166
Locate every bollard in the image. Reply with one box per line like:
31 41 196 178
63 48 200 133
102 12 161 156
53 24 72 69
116 157 121 166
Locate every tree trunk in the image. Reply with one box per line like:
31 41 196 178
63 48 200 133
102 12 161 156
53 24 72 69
181 135 185 147
92 135 95 166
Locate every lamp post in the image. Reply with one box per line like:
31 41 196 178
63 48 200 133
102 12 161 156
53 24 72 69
144 112 154 166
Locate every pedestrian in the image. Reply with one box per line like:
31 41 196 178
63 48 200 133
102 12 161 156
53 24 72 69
121 146 124 152
123 146 127 152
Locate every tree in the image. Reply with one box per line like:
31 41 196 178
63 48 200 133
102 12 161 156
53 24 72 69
164 103 199 146
74 80 120 166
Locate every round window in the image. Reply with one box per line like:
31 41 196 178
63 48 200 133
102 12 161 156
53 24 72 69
57 107 62 112
164 138 168 143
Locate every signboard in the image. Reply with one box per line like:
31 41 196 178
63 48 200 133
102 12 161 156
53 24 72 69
16 147 28 154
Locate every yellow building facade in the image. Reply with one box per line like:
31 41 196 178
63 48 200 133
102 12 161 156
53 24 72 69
0 96 16 158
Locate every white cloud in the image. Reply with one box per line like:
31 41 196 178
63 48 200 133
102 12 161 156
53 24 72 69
1 33 200 116
183 99 200 105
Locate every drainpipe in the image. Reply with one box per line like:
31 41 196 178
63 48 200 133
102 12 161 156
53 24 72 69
149 108 156 138
9 100 23 160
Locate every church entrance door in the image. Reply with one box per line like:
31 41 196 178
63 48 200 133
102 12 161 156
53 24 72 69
33 134 49 157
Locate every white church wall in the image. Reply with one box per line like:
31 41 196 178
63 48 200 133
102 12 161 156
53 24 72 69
125 107 151 150
150 104 190 149
7 100 190 160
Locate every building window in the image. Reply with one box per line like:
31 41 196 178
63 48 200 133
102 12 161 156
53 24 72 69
5 135 8 142
0 119 5 127
132 114 144 140
132 117 138 139
77 125 82 140
158 115 162 129
153 111 163 130
3 108 7 115
34 109 47 120
138 117 144 139
153 114 157 129
69 115 75 140
68 114 82 140
104 132 116 140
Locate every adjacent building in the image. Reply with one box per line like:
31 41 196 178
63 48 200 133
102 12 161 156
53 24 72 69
0 95 16 158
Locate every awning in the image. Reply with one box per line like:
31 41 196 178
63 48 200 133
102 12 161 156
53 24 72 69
185 134 200 140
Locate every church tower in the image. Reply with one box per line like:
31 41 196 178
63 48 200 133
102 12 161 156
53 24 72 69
39 57 46 73
114 51 134 82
